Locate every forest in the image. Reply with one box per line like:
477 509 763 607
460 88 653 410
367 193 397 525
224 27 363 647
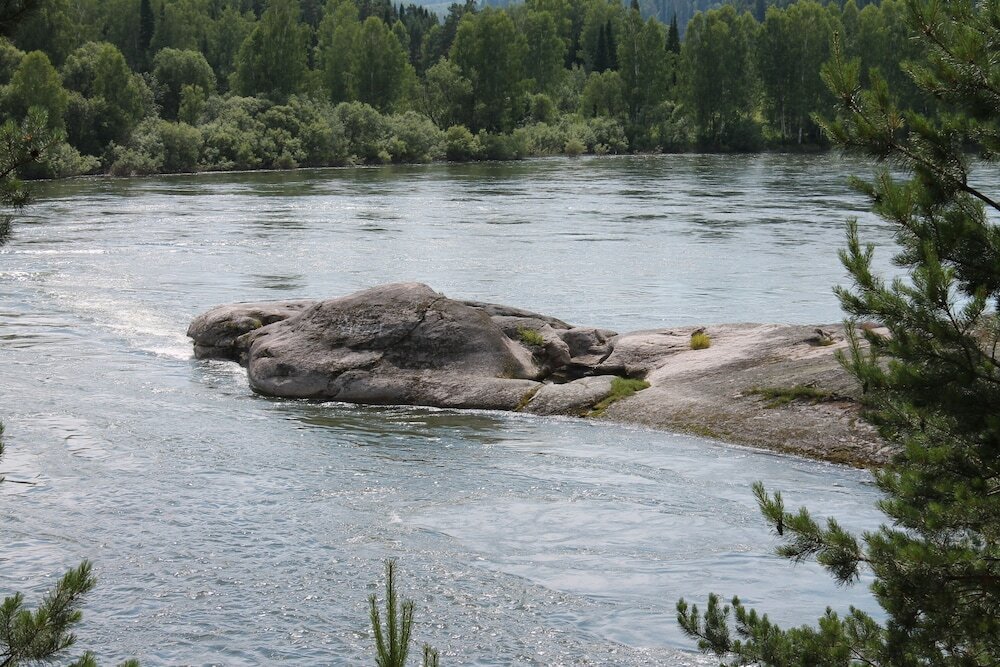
1 0 925 176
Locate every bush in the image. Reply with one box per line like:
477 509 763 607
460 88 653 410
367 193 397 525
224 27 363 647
334 101 390 164
199 95 270 170
590 377 651 416
513 122 565 155
477 131 524 161
528 93 557 124
585 116 628 154
690 331 711 350
159 121 202 172
563 137 585 156
443 124 482 161
19 141 99 179
386 111 443 163
642 101 693 152
516 327 546 346
109 117 164 176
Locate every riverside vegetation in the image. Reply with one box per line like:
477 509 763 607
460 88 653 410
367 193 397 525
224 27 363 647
1 0 936 178
3 1 998 666
678 0 1000 664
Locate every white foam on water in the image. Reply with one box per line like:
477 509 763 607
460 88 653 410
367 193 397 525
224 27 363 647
48 292 192 361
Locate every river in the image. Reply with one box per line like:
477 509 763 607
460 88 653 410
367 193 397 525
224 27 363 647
2 154 899 665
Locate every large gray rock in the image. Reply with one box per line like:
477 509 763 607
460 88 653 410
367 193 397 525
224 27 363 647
191 283 551 409
186 300 314 362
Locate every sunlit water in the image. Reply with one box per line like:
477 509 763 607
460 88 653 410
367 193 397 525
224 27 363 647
0 154 952 664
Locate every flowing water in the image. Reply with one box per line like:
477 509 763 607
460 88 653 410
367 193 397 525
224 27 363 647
0 154 928 664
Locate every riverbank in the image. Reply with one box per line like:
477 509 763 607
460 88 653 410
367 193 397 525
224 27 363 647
189 284 888 469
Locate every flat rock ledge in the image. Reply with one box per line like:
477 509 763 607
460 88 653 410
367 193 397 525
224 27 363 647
188 283 890 467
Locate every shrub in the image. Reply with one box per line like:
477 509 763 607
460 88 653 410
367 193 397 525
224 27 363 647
386 111 443 163
516 327 546 347
159 121 202 172
19 141 99 179
478 131 524 161
590 377 651 416
586 116 628 154
690 331 711 350
528 93 557 124
513 122 565 155
109 117 164 176
199 95 270 170
443 124 481 161
334 101 390 164
563 137 585 156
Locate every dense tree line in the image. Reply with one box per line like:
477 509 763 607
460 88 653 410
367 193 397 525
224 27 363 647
0 0 928 176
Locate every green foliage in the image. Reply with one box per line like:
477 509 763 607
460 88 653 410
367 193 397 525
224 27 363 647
11 0 89 66
61 42 152 156
152 48 216 121
109 117 164 176
419 58 471 128
517 327 546 346
563 137 585 156
689 331 710 350
747 384 836 408
618 11 671 129
385 111 442 162
476 130 524 161
232 0 309 101
580 70 626 120
451 8 526 132
682 5 760 149
421 645 440 667
199 95 347 171
177 84 206 126
317 0 362 104
159 121 202 173
442 124 481 161
0 37 25 84
678 2 1000 664
579 1 623 73
0 107 59 242
335 100 390 163
0 0 970 174
757 1 839 145
4 50 66 131
589 377 651 416
522 9 566 95
355 15 414 112
369 560 414 667
0 561 98 666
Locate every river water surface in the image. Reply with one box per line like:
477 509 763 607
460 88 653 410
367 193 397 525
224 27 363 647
2 155 914 664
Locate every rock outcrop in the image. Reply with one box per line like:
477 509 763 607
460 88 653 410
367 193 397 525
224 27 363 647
189 282 890 467
187 283 619 412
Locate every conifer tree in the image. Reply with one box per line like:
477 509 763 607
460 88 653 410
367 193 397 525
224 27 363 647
677 1 1000 664
666 12 679 54
594 22 608 72
138 0 155 60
